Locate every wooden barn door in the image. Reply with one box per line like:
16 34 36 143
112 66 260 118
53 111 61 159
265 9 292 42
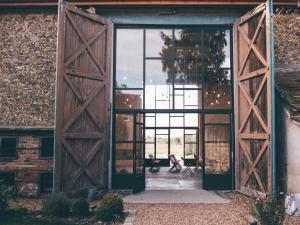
55 1 112 192
234 3 272 195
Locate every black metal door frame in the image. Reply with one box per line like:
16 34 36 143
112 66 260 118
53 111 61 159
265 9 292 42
112 24 235 191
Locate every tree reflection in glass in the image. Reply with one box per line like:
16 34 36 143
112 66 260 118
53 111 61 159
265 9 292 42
160 28 231 109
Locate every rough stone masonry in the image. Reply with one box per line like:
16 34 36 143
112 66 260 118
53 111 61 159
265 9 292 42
0 12 57 128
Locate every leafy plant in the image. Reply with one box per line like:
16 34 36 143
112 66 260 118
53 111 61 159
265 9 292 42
0 180 16 211
252 193 286 225
72 197 89 217
95 192 123 221
42 192 71 217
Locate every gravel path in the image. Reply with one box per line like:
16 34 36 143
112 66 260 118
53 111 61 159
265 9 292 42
124 193 300 225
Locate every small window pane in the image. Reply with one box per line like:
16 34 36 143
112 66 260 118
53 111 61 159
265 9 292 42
116 29 143 88
145 129 155 143
145 143 154 158
115 90 143 109
204 69 231 109
146 29 172 57
0 172 15 186
116 143 133 174
116 114 134 141
170 129 183 159
145 115 155 127
146 60 172 85
156 114 169 127
0 138 16 158
41 137 54 158
40 173 53 194
170 114 184 127
184 114 198 127
156 134 168 159
205 124 230 174
185 143 197 159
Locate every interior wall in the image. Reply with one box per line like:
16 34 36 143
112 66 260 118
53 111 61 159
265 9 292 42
276 92 300 193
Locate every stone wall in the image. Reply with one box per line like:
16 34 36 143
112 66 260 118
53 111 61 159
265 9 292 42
0 11 299 128
0 135 53 197
0 12 57 128
274 13 300 65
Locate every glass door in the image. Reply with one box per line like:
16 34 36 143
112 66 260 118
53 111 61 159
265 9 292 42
184 129 199 165
203 114 233 190
133 112 145 193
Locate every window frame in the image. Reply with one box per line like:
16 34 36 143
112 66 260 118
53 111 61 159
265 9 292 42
39 171 53 194
39 136 54 159
112 25 235 189
0 137 18 160
0 171 16 187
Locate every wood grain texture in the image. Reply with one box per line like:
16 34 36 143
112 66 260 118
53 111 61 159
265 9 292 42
234 2 272 195
55 1 112 192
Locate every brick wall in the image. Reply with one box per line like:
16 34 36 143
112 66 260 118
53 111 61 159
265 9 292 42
0 135 53 197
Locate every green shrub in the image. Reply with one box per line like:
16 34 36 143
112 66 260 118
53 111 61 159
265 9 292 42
96 193 123 221
72 197 89 216
42 192 71 217
0 181 16 211
11 205 28 215
252 193 285 225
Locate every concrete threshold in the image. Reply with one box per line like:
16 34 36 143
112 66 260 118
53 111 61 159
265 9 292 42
123 189 231 204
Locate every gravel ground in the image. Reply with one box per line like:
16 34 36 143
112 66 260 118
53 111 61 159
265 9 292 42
124 193 300 225
9 194 300 225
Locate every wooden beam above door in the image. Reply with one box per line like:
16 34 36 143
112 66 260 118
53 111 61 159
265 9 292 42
0 0 298 7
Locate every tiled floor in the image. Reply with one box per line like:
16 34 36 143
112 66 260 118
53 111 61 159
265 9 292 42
146 167 202 190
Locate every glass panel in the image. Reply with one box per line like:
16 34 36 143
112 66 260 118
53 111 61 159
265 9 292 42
136 124 143 142
146 29 172 57
184 113 199 127
145 143 154 158
174 28 202 86
205 114 230 124
185 143 197 159
116 143 133 174
184 89 201 109
205 114 230 174
156 134 169 159
135 141 144 175
145 114 155 127
222 30 231 68
115 90 143 109
156 129 168 135
170 129 183 159
116 114 133 141
145 129 155 143
174 91 184 109
203 28 231 109
170 114 184 127
116 29 143 88
145 85 156 109
155 113 169 127
154 85 172 109
146 60 172 85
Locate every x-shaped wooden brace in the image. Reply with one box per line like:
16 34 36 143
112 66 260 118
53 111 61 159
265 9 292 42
64 75 103 132
62 138 104 188
238 11 267 77
239 139 269 192
65 11 107 79
238 75 268 134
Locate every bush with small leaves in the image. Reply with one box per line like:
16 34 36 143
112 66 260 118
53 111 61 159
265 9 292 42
96 192 123 221
72 197 89 217
42 192 71 217
0 180 16 212
252 193 286 225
